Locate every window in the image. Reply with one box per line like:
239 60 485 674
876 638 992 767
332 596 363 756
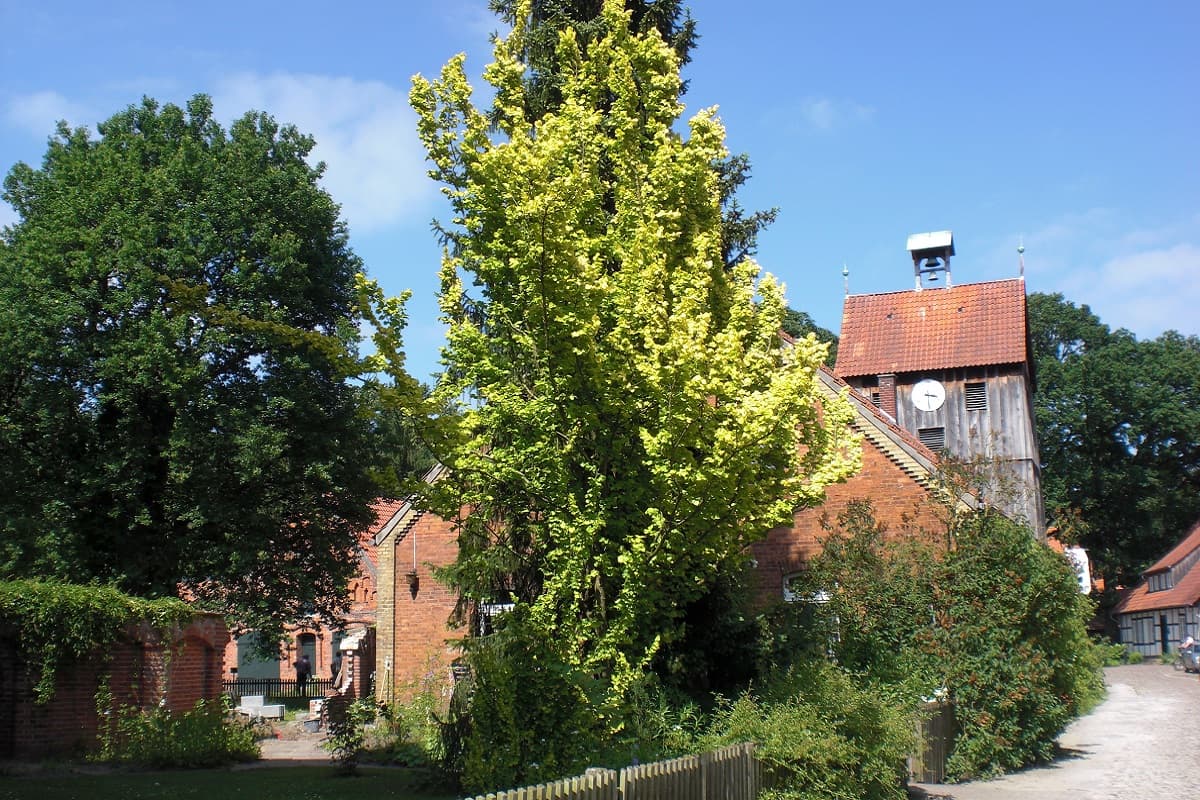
1132 615 1155 648
869 390 882 408
918 426 945 451
965 382 987 411
235 632 280 681
475 602 515 636
783 573 802 603
1148 572 1173 593
782 574 832 604
783 574 839 653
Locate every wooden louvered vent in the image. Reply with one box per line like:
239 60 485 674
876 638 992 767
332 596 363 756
918 427 945 451
965 382 987 411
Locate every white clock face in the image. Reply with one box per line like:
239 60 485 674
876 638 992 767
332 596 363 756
912 378 946 412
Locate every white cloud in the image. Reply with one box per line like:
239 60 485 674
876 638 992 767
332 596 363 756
214 72 435 234
1085 244 1200 336
792 97 875 132
5 90 92 137
1014 211 1200 340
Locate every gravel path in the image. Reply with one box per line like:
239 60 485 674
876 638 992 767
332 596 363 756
911 663 1200 799
252 718 330 765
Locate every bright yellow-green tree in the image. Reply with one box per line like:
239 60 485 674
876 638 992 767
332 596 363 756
413 0 858 740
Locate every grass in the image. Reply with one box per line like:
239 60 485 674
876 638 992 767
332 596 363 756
0 765 457 800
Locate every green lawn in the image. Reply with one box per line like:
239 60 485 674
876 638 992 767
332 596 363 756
0 766 457 800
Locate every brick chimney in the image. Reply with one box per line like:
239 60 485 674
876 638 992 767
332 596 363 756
878 373 897 418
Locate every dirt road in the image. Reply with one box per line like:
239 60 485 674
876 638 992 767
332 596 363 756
911 663 1200 799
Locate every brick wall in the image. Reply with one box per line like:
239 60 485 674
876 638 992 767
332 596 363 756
750 434 945 606
0 614 227 760
376 509 465 705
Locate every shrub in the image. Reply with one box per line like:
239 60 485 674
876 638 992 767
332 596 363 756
446 613 604 795
939 509 1104 779
701 661 915 800
806 499 1105 782
1094 637 1131 667
95 697 259 768
324 698 378 775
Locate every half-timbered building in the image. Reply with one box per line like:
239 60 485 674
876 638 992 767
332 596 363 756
1114 518 1200 656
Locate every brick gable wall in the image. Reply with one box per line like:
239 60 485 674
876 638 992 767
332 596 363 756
376 509 465 705
751 433 945 606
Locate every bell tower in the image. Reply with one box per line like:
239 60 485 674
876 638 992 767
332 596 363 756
907 230 955 290
834 232 1045 536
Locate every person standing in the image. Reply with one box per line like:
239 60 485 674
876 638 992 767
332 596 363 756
294 653 312 696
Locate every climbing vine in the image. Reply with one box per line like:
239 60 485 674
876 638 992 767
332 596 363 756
0 579 195 703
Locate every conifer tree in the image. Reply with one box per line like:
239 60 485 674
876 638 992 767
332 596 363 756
488 0 776 268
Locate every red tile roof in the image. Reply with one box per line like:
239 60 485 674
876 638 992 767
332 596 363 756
1115 519 1200 613
834 279 1029 377
360 498 407 561
1145 519 1200 575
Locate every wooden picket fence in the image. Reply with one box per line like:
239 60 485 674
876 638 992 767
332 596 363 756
464 742 759 800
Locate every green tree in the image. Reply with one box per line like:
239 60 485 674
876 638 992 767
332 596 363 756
1028 292 1200 586
414 0 857 742
0 96 397 639
488 0 777 269
782 307 838 367
360 383 436 498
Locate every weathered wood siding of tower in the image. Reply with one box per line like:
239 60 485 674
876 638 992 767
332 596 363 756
836 273 1045 538
890 364 1044 534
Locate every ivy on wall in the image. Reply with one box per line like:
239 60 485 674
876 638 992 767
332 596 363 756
0 580 195 703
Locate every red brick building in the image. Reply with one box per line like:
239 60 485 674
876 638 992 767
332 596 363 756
373 464 465 705
751 368 970 605
0 614 228 759
221 499 401 689
370 380 969 696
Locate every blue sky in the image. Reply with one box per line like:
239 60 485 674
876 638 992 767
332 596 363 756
3 1 1197 382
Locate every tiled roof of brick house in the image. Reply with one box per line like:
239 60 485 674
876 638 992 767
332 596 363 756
1115 519 1200 613
357 498 408 580
834 279 1029 377
363 499 405 554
